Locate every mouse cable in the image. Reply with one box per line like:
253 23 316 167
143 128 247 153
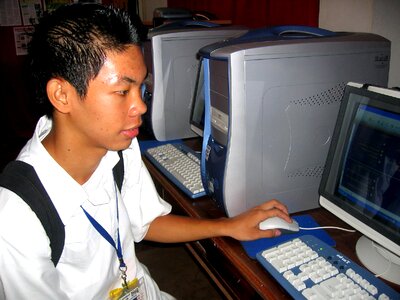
299 226 356 233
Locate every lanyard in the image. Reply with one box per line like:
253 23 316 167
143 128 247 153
81 183 128 286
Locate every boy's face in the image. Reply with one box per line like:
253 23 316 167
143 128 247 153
67 45 147 152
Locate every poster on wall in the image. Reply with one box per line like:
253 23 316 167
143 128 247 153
13 25 34 55
20 0 43 25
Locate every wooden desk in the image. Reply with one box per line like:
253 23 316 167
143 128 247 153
142 154 400 299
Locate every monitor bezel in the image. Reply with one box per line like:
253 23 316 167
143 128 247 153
189 57 205 137
319 83 400 256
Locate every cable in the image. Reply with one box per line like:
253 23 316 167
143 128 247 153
299 226 356 232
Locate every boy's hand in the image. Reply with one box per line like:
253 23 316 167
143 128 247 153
221 199 291 241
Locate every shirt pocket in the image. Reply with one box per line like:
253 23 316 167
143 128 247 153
59 213 115 269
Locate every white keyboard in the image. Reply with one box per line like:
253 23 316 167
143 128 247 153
144 143 206 198
256 235 399 300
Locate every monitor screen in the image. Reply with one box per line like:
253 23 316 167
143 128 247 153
190 58 205 137
319 83 400 285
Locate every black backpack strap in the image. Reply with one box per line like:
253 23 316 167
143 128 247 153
0 161 65 266
113 150 124 192
0 151 124 267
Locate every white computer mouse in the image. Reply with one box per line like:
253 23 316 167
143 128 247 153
259 216 300 232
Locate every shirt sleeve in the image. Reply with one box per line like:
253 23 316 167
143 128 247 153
121 140 172 242
0 188 70 299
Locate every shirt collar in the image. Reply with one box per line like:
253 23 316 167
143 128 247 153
17 116 122 225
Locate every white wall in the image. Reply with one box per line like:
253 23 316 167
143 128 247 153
319 0 400 88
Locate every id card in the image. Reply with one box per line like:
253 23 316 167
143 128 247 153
109 277 147 300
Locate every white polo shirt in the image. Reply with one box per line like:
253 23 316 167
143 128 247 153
0 116 173 299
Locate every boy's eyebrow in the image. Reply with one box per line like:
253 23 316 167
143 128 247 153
121 76 135 84
120 72 148 84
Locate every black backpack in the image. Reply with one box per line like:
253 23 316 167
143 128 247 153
0 151 124 266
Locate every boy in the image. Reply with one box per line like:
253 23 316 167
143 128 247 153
0 4 291 299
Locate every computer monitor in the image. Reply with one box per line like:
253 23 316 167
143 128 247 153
189 57 205 137
319 82 400 285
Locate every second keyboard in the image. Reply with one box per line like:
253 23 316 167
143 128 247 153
144 143 206 199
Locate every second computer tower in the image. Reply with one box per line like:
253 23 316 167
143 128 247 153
142 23 247 141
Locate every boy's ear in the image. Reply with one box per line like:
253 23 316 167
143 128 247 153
46 78 74 113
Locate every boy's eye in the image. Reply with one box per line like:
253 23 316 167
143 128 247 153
117 90 129 95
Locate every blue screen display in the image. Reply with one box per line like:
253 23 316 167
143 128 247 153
338 104 400 231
